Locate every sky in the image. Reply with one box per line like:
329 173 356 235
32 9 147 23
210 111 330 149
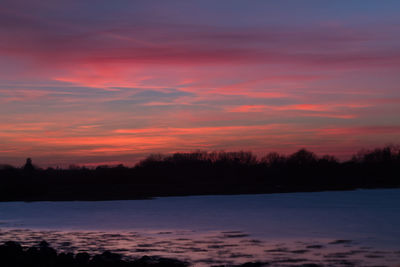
1 0 400 167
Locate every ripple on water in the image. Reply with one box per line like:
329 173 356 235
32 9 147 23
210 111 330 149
0 228 400 266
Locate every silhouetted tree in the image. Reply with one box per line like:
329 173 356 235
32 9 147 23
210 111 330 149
23 158 34 172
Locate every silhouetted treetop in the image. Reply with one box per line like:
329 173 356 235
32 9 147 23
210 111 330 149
352 145 400 164
260 152 286 166
287 149 317 166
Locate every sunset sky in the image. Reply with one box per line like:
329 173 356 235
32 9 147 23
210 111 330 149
1 0 400 167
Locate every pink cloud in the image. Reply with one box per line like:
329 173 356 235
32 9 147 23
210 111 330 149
0 3 399 166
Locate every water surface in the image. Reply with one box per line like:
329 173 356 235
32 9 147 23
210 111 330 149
1 189 399 266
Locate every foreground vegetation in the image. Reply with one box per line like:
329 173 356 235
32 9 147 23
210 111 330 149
0 241 188 267
0 146 399 201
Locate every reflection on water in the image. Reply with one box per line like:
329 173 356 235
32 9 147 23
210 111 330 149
1 228 400 266
1 189 400 266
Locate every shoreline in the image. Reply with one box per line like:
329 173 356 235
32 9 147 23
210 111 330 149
0 186 397 203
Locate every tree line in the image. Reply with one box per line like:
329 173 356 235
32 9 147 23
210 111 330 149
0 145 399 201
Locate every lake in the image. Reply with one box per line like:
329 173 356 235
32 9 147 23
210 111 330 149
1 189 400 266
